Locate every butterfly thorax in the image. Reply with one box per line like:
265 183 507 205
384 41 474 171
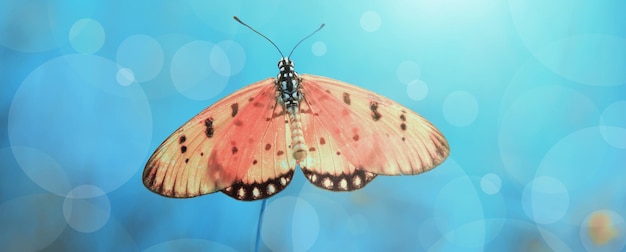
275 58 302 109
275 58 308 163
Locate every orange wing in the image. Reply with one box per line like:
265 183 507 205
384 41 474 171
298 74 449 191
143 78 296 200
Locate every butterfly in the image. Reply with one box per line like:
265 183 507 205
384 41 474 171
143 16 449 201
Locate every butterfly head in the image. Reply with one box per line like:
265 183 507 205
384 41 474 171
277 57 298 81
278 57 295 73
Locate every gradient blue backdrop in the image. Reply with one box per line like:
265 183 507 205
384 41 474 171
1 0 625 251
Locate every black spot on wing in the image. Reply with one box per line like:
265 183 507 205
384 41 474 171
180 146 187 153
343 92 351 105
400 123 407 131
265 143 272 151
231 103 239 117
204 118 214 138
179 135 186 144
232 146 238 155
370 102 382 121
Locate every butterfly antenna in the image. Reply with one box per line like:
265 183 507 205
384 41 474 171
234 16 285 58
288 23 325 58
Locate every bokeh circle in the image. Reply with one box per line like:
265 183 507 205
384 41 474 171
360 11 381 32
69 18 105 54
521 176 569 224
406 79 428 101
599 101 626 149
442 91 479 127
170 40 230 100
116 34 164 82
62 185 111 233
312 41 327 56
8 54 153 196
261 196 320 252
579 209 626 252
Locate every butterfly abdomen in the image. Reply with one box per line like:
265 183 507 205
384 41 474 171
287 106 308 162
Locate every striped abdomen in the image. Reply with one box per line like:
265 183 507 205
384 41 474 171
287 106 307 162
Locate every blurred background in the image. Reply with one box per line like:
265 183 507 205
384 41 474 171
1 0 625 251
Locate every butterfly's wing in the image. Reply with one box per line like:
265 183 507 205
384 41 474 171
298 74 449 191
143 78 296 200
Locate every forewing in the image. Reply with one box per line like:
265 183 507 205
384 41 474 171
143 78 296 200
298 74 449 191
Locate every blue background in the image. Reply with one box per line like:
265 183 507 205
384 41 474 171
1 0 625 251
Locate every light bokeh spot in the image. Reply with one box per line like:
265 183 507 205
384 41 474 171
443 91 479 127
171 40 229 100
262 197 320 252
396 60 421 84
480 173 502 195
522 176 569 224
215 40 246 76
360 11 381 32
407 79 428 101
8 54 153 195
116 34 164 82
69 18 105 54
600 101 626 149
10 146 71 195
580 209 625 251
209 44 231 77
509 0 626 86
535 127 626 195
116 67 135 86
498 85 599 186
62 185 110 233
435 177 486 248
312 41 327 56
